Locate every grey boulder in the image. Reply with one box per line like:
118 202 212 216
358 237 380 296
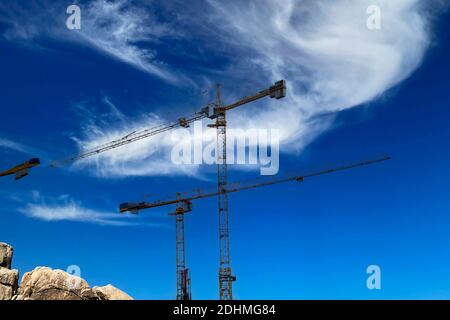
0 243 13 269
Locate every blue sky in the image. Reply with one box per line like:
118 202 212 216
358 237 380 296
0 0 450 299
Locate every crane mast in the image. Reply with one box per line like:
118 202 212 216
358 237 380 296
171 199 192 300
208 85 235 300
207 81 286 300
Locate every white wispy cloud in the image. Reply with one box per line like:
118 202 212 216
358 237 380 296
205 0 432 150
0 0 184 84
0 137 32 153
70 98 202 178
0 1 442 178
0 137 44 156
73 0 436 177
19 191 161 227
76 0 184 84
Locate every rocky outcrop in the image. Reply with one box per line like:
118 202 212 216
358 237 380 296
0 243 133 300
14 267 100 300
93 284 133 300
0 242 19 300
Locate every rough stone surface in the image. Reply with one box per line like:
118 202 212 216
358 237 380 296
93 284 133 300
0 242 13 269
0 250 19 300
14 267 100 300
0 267 19 299
0 284 14 300
0 267 19 287
0 243 133 300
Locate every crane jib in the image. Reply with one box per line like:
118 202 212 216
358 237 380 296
119 156 390 213
50 81 286 167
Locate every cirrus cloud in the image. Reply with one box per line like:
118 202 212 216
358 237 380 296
0 0 444 177
18 191 163 227
72 0 439 176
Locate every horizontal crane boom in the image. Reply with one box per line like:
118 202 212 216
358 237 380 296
51 112 207 166
51 81 286 167
120 155 390 213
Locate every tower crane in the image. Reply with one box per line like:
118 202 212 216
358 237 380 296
51 80 286 300
119 156 390 300
210 81 285 300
